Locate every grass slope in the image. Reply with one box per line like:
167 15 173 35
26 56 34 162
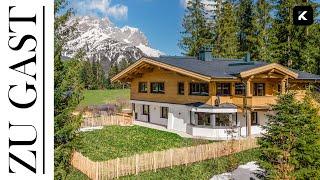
68 149 260 180
79 89 130 107
75 125 211 161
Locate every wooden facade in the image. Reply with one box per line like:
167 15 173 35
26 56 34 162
112 57 312 111
128 66 308 111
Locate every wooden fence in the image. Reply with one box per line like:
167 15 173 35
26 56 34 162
71 137 258 179
81 113 132 128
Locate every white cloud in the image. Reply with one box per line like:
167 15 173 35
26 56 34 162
180 0 215 12
73 0 128 20
180 0 188 8
107 4 128 20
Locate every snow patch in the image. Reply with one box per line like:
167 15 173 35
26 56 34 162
210 161 264 180
79 126 103 132
137 44 164 57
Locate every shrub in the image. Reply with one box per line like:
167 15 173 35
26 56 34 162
259 93 320 179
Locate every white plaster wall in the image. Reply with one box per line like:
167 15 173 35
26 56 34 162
171 106 189 132
149 105 167 126
258 111 268 125
191 126 240 140
132 101 190 130
240 126 265 136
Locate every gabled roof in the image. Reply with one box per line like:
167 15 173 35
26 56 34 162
111 56 320 82
239 63 298 79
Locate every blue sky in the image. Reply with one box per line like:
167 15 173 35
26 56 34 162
69 0 320 56
70 0 187 55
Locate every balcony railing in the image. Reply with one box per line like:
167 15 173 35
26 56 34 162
229 96 277 108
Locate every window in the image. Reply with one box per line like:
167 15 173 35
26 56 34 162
216 114 231 126
142 105 149 115
151 82 165 93
139 82 148 93
235 83 245 95
251 112 258 125
189 83 209 96
196 112 211 126
254 83 265 96
160 107 168 119
216 83 231 96
178 82 185 95
277 83 281 93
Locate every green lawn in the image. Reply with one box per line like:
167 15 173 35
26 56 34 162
78 89 130 107
75 125 212 161
68 149 260 180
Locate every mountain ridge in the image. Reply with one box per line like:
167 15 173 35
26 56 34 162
62 15 164 75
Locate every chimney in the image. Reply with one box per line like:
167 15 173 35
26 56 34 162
244 52 251 62
198 46 213 61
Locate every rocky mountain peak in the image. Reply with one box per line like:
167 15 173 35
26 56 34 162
63 15 164 75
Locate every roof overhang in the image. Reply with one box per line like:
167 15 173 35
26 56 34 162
111 57 211 82
239 63 298 79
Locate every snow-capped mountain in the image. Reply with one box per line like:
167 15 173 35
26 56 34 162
63 16 164 74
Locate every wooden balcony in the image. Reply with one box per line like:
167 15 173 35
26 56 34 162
218 96 277 109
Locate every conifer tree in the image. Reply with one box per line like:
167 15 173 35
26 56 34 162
259 93 320 179
252 0 271 61
54 0 84 178
179 0 213 56
300 23 320 75
268 0 318 69
80 60 94 89
213 1 239 58
237 0 255 55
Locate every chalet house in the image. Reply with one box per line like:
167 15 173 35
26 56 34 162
111 50 320 139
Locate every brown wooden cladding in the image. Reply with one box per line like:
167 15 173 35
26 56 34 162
131 68 212 105
130 68 308 107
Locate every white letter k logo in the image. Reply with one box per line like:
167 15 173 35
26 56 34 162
298 11 308 20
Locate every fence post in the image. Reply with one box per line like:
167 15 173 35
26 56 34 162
170 149 173 168
116 158 119 179
135 154 139 175
153 152 156 172
95 162 99 180
185 148 188 166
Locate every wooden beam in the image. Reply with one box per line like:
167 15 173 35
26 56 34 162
246 79 252 97
247 111 252 137
240 63 298 79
